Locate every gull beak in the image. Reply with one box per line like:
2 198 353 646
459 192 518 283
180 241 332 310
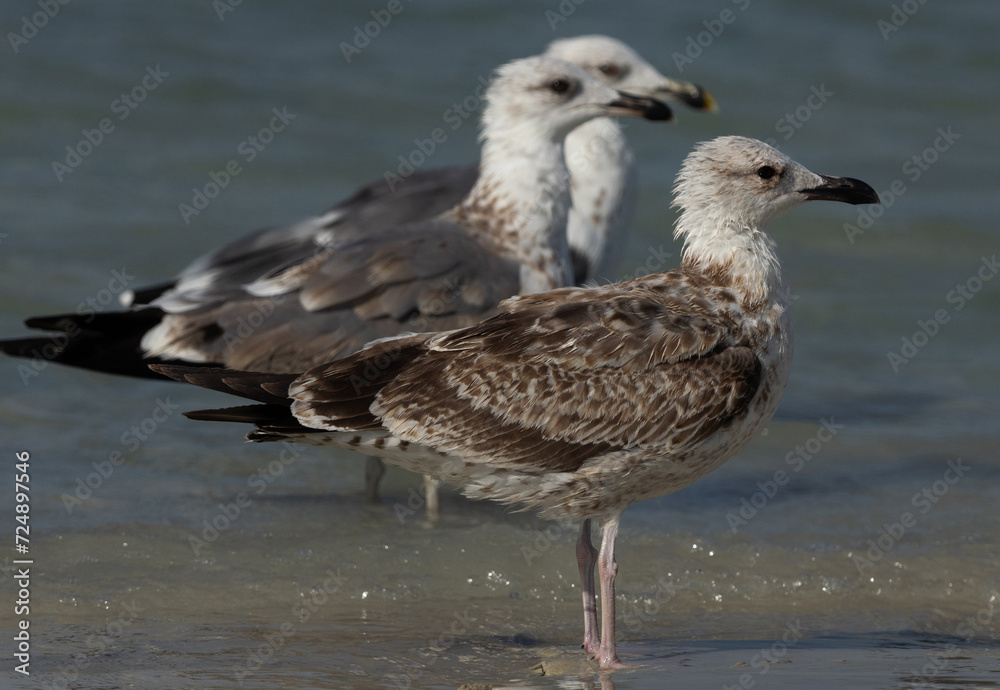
605 91 673 121
800 175 881 205
656 79 718 112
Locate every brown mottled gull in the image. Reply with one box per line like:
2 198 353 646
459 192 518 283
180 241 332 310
1 37 705 512
0 55 671 514
153 136 879 668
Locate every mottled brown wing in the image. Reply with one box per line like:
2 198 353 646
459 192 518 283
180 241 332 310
291 276 763 473
375 346 761 471
430 274 734 371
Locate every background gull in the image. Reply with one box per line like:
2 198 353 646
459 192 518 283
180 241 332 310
0 55 670 510
0 35 709 374
545 34 715 281
3 4 994 684
143 34 713 313
153 136 879 669
1 35 707 510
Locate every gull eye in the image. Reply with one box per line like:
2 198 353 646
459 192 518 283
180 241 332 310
549 78 571 94
757 165 777 180
598 62 621 77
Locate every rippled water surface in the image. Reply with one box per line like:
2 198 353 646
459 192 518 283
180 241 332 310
1 1 998 688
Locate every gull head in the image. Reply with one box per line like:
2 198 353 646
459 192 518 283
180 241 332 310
546 34 716 112
481 56 672 146
673 136 880 234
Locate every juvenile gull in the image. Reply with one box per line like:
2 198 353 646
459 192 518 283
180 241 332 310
153 137 879 668
0 37 707 507
0 56 669 513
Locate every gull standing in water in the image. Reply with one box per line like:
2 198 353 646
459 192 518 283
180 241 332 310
2 39 703 512
155 35 713 306
154 137 879 668
0 36 707 376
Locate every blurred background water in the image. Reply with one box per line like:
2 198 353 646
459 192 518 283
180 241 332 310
1 1 998 688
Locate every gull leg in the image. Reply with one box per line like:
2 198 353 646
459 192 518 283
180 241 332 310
576 518 600 658
597 512 626 669
423 474 441 521
364 458 386 502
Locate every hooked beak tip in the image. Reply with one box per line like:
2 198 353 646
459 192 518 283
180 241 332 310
801 175 880 206
606 92 674 122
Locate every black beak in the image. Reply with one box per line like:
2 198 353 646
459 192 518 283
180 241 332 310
677 84 717 111
800 175 880 205
665 83 717 112
606 91 673 121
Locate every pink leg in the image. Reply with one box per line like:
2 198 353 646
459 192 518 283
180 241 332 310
423 475 440 521
597 513 627 669
363 458 385 502
576 518 600 657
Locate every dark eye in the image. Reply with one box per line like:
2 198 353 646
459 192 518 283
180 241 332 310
598 62 620 77
757 166 776 179
549 78 571 94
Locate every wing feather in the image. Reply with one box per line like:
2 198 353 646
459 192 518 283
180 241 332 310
289 273 762 473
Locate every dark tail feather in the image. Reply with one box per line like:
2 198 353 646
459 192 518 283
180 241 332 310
157 365 313 442
184 403 292 424
1 308 181 380
151 364 297 405
184 403 320 443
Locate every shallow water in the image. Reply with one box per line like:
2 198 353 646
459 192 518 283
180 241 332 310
1 1 999 688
